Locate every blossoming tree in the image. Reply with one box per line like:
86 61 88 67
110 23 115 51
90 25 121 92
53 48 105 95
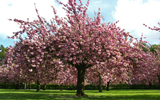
5 0 151 96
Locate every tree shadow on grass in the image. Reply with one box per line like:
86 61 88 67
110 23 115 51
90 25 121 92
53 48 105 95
3 89 77 93
0 93 160 100
87 95 160 100
39 90 77 93
0 93 76 100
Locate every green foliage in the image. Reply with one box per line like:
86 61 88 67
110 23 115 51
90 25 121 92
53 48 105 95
110 83 158 89
0 45 8 59
150 44 160 54
110 83 129 89
0 83 74 90
0 83 159 90
0 45 8 65
0 83 24 89
140 42 150 52
84 84 106 90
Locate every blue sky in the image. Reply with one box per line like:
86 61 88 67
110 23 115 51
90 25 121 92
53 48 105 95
0 0 160 48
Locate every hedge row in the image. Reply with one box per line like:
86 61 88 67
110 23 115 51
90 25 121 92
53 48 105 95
110 83 159 89
0 83 75 90
0 83 159 90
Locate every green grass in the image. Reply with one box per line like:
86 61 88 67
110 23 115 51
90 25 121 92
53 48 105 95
0 89 160 100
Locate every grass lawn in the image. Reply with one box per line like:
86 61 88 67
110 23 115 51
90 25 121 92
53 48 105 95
0 89 160 100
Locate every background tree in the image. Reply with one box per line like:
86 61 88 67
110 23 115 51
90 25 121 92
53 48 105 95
1 34 65 91
0 45 8 65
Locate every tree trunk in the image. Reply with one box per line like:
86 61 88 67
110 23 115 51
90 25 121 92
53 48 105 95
28 82 31 90
73 85 75 91
36 80 40 92
15 83 19 89
24 83 26 90
15 81 19 89
60 83 63 91
149 81 152 89
99 73 102 92
106 81 110 91
158 76 160 90
76 67 87 96
43 84 46 90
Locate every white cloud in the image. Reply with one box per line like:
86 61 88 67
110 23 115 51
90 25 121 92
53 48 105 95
0 0 112 39
0 0 67 38
113 0 160 44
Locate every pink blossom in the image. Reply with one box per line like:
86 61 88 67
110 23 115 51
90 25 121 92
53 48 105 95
29 69 33 72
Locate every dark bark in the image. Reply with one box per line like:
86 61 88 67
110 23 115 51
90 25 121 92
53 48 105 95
99 73 102 92
158 76 160 90
73 85 75 90
76 67 87 96
28 82 31 90
15 81 19 89
36 80 40 92
43 84 46 90
149 81 152 89
60 83 63 91
24 83 26 90
15 83 20 89
106 81 110 91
